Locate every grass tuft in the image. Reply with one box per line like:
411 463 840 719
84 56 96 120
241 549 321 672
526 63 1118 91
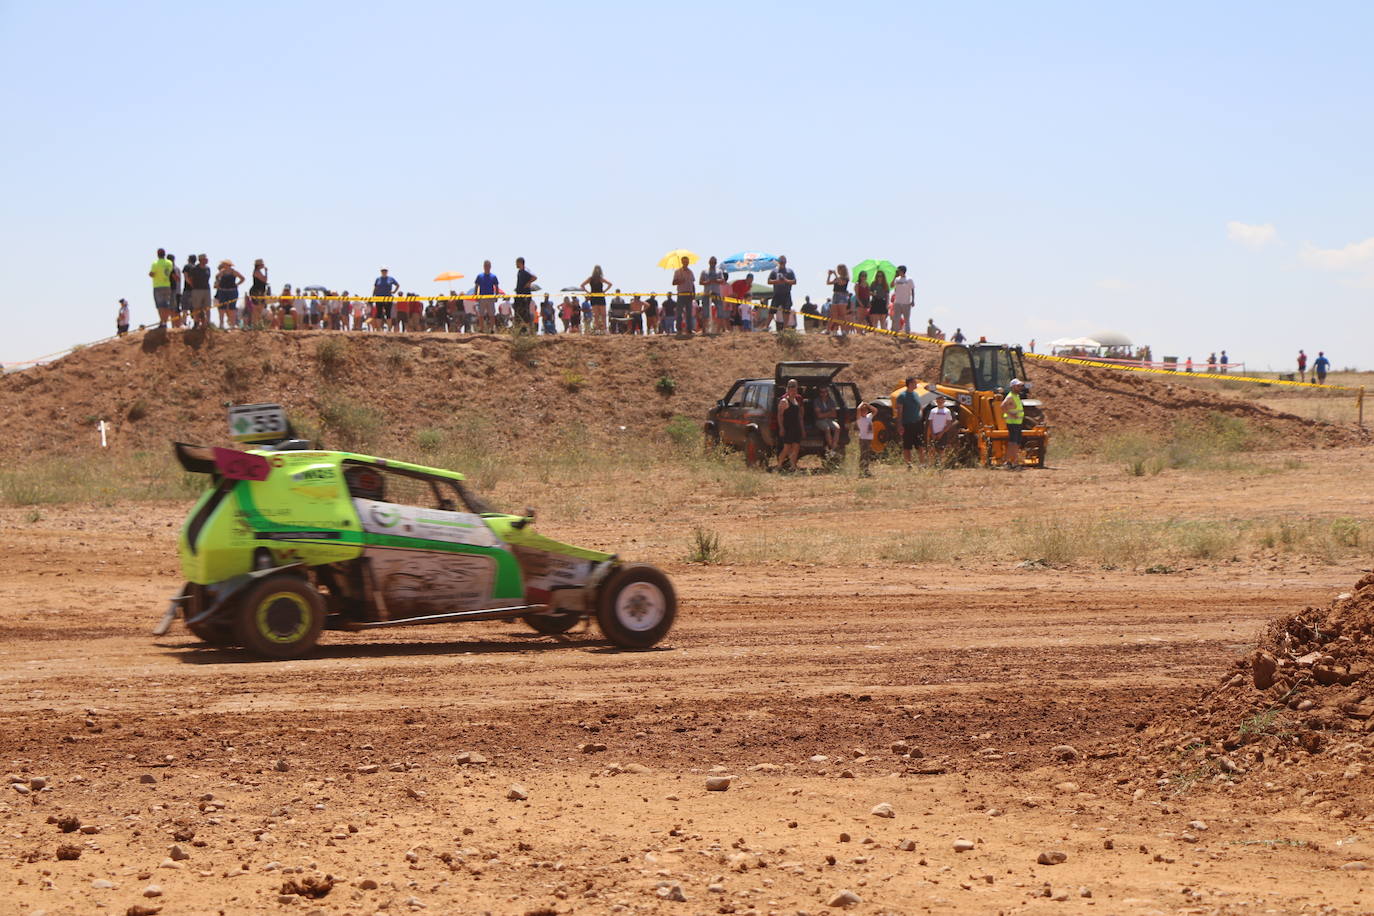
687 526 723 564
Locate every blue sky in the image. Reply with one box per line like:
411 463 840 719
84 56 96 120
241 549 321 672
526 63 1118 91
2 0 1370 369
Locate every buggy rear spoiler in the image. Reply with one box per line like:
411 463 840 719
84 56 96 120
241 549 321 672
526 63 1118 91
173 442 272 481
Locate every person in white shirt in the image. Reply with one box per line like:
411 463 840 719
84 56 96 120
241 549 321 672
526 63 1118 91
925 394 956 460
856 402 876 477
891 265 916 333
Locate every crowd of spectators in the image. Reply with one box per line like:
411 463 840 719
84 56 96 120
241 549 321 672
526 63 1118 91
135 250 943 339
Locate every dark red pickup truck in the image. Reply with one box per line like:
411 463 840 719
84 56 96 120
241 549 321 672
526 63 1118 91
703 361 861 468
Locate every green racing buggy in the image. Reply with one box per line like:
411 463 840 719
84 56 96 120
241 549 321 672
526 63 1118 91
154 404 677 659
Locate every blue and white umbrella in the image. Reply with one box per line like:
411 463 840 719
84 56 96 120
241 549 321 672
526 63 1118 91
720 251 779 273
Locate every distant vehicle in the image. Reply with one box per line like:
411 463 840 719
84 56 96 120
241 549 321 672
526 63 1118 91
872 343 1048 467
703 361 860 468
156 404 676 659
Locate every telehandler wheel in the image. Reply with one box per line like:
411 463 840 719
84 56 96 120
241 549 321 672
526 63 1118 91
596 564 676 650
523 611 581 635
233 574 325 660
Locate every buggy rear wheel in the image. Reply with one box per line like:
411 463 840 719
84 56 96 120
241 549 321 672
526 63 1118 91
596 564 676 650
524 611 581 635
233 575 325 660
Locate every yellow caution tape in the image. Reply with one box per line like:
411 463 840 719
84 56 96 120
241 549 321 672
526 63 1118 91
797 312 1362 392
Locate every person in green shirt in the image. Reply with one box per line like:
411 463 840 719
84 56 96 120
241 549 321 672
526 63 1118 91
149 248 175 328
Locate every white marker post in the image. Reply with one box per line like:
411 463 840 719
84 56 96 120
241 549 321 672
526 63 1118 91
98 420 108 448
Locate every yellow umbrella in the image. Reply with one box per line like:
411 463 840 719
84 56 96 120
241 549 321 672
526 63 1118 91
657 249 699 269
433 271 466 283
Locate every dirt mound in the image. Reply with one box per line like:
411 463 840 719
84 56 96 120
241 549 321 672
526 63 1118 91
1137 572 1374 813
0 328 1361 461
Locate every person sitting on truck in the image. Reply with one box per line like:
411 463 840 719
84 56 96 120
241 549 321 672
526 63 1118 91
813 386 840 454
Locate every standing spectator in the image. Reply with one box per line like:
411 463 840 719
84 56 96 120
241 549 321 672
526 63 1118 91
149 248 175 328
564 296 581 334
1028 338 1035 353
1313 351 1330 384
278 284 295 330
214 259 244 328
660 293 676 335
826 264 850 335
924 317 943 339
645 294 659 334
473 260 500 333
1002 379 1026 470
1207 352 1217 373
629 294 645 334
729 274 754 331
868 268 889 331
801 295 821 331
373 268 400 331
855 402 875 477
175 254 193 327
247 259 269 327
895 377 923 468
496 296 513 330
672 256 696 335
186 254 212 329
350 292 367 331
853 271 871 331
891 265 915 333
513 257 537 331
951 327 966 343
116 298 130 336
813 385 840 454
581 265 611 334
699 256 727 334
539 294 557 334
925 394 956 461
608 289 629 333
766 255 796 333
776 379 804 472
1297 349 1307 383
1220 350 1229 374
1185 356 1194 373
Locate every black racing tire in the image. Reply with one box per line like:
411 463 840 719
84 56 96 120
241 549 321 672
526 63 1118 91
188 616 237 647
596 564 676 650
704 425 721 450
232 575 325 660
523 611 581 634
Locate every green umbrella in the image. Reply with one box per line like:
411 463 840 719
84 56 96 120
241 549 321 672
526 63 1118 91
852 259 897 285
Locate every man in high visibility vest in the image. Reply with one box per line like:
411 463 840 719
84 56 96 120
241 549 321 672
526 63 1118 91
1002 379 1026 470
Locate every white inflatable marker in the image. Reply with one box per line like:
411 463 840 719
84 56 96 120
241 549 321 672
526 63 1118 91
98 420 108 448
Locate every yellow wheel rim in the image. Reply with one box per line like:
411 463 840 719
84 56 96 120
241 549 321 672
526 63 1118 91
256 591 311 644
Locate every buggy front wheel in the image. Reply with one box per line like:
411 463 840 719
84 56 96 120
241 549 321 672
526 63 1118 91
596 564 676 650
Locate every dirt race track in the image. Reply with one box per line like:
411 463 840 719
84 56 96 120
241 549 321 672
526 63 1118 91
4 464 1374 914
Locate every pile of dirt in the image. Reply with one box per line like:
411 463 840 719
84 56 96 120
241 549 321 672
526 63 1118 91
0 328 1362 461
1135 572 1374 809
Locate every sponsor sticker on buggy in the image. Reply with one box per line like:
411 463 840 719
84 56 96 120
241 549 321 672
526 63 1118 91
513 546 594 591
366 550 495 614
353 498 502 548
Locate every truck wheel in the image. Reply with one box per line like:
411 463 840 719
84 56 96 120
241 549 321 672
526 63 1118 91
745 430 767 468
704 425 721 450
596 564 676 650
233 575 325 660
524 611 580 634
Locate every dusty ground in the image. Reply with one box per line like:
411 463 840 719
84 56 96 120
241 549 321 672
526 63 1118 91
3 442 1373 915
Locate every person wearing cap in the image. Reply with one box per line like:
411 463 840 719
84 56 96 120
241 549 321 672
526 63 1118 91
1002 379 1026 470
373 268 400 331
116 298 130 337
925 393 956 460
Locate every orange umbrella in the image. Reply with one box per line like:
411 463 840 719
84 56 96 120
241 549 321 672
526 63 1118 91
433 271 466 283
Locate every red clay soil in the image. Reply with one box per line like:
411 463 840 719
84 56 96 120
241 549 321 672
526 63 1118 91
1101 571 1374 820
0 328 1363 460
